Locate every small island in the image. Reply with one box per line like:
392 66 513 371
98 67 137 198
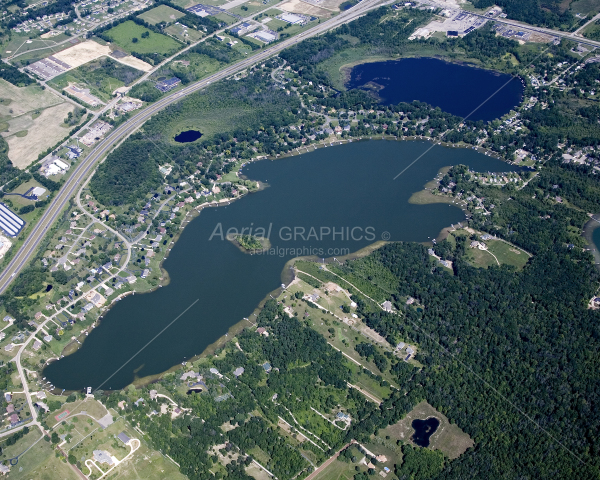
227 234 271 253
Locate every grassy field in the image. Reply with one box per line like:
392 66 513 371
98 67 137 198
138 4 186 25
381 400 473 459
104 21 183 54
312 458 361 480
4 430 80 480
455 232 530 270
229 0 269 17
165 23 204 42
570 0 600 16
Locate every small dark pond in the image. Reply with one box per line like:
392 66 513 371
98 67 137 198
46 285 53 292
174 130 203 143
411 417 440 447
346 57 524 122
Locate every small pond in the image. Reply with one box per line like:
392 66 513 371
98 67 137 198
411 417 440 447
174 130 203 143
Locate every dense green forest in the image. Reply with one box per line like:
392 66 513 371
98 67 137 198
0 63 34 86
89 139 162 206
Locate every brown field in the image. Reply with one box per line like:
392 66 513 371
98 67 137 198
381 400 474 460
4 102 74 168
53 40 111 69
115 55 153 72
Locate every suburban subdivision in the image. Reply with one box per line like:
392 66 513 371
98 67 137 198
0 0 597 478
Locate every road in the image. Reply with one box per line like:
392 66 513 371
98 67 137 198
413 0 600 49
0 0 383 294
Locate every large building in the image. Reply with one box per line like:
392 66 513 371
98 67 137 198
0 203 25 237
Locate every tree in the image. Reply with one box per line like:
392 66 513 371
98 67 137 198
51 432 59 444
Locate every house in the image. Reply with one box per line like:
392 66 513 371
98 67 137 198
117 432 131 445
6 404 14 413
336 411 350 421
9 414 19 425
134 398 145 407
0 463 9 474
406 297 415 305
155 77 181 93
93 450 114 465
180 371 200 381
32 340 42 351
382 301 393 312
3 316 13 323
81 303 94 313
43 335 53 342
4 344 14 352
209 368 223 378
396 342 405 350
141 269 150 279
3 393 11 402
256 327 269 337
233 367 244 377
262 362 272 373
406 346 415 354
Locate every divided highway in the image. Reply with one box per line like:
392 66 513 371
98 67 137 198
0 0 384 294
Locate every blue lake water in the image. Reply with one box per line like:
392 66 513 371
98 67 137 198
346 58 524 121
44 140 523 391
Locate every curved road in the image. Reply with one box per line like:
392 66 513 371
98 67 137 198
0 0 384 295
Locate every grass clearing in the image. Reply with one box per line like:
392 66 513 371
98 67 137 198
165 23 205 42
104 21 183 54
381 400 474 460
0 80 63 118
138 4 186 25
5 432 80 480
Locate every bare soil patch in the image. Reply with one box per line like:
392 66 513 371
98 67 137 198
53 40 111 69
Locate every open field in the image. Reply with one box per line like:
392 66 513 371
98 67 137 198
165 23 205 42
47 397 109 429
0 80 63 118
53 40 111 69
138 4 186 25
3 430 80 480
3 102 74 168
3 33 75 59
172 0 228 6
104 21 183 55
279 0 336 17
381 400 474 459
229 0 270 16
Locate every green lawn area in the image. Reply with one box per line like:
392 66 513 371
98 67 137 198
212 12 238 24
138 4 185 24
570 0 600 16
312 458 363 480
464 238 530 269
229 0 269 17
103 21 183 54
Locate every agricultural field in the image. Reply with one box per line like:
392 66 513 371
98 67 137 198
138 4 186 25
380 401 474 460
103 21 183 55
278 0 337 17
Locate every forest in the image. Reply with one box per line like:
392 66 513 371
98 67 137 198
0 63 34 86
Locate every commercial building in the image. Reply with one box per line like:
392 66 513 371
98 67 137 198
0 203 25 237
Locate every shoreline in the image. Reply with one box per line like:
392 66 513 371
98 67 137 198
582 214 600 269
51 138 512 392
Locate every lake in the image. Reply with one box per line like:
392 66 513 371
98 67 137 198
411 417 440 447
346 58 524 121
44 140 521 391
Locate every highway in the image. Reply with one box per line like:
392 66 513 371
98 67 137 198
0 0 384 295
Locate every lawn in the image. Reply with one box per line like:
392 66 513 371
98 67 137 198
463 237 530 270
380 400 474 460
570 0 600 16
229 0 269 17
103 21 183 55
312 457 365 480
138 4 186 25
